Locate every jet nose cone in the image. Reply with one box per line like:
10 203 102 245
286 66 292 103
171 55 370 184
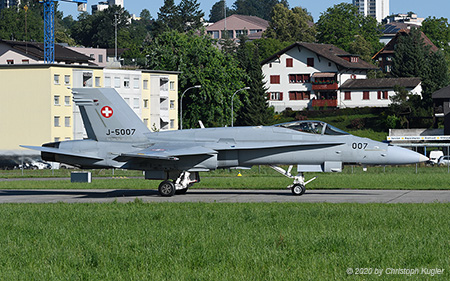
387 146 428 165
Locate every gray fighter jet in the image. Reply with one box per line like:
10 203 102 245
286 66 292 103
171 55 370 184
22 88 428 196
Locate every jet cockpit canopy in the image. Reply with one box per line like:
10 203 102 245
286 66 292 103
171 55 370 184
275 120 349 135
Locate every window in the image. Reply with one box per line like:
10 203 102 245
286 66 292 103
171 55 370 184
54 137 60 142
144 118 149 126
289 74 310 83
105 76 111 87
269 92 283 101
65 116 70 127
65 137 71 141
236 30 248 37
344 91 351 100
54 116 60 127
307 58 314 67
98 54 103 63
64 75 70 85
351 57 358 63
54 96 60 105
207 30 219 39
65 96 70 106
124 78 130 88
143 99 149 108
385 65 392 72
54 74 60 84
286 58 293 67
133 98 139 109
378 91 388 100
170 119 175 129
114 77 120 88
143 80 148 90
124 98 130 105
90 54 95 58
170 81 175 90
270 75 280 84
249 29 262 34
289 91 310 100
363 91 370 100
95 77 101 87
22 59 29 64
134 78 140 89
7 60 13 64
221 30 233 38
170 100 175 109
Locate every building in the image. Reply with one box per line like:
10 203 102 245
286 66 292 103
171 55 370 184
353 0 389 22
261 42 379 112
205 14 269 41
0 64 179 157
66 46 107 67
92 0 123 13
0 40 94 65
372 29 439 73
340 78 422 108
0 0 19 10
383 13 424 25
432 85 450 134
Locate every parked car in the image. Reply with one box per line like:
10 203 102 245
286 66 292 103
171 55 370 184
438 156 450 166
429 151 444 165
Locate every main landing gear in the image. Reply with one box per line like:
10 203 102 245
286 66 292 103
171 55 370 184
158 171 199 197
270 165 316 196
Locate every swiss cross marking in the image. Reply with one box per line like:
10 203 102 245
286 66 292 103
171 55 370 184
101 106 113 118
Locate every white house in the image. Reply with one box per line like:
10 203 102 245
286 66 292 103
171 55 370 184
261 42 422 112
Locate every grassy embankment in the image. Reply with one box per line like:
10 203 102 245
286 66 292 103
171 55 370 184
0 202 448 280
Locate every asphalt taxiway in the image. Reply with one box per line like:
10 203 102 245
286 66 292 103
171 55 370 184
0 189 449 203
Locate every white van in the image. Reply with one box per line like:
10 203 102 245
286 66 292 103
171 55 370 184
429 151 444 165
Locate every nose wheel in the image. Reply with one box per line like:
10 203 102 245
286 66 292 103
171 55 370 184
291 184 306 196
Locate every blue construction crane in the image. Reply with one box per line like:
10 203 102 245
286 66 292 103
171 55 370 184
39 0 87 63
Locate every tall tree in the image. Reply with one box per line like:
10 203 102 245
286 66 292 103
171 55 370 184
235 36 273 126
0 3 43 41
153 0 178 33
316 3 382 57
391 27 449 107
177 0 204 33
232 0 288 21
421 16 450 74
264 4 315 43
144 31 246 128
209 0 234 22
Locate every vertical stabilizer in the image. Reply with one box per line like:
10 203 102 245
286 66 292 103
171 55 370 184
72 88 150 142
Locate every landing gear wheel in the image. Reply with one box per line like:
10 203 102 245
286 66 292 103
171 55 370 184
175 187 188 195
158 180 176 197
291 184 306 196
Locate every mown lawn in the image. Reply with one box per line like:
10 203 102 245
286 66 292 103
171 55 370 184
0 203 448 280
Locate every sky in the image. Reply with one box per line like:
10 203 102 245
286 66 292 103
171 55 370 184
59 0 450 22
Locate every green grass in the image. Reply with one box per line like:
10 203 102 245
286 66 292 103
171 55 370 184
1 165 450 190
0 203 448 280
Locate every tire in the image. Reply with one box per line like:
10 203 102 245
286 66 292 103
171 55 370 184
158 180 176 197
291 184 306 196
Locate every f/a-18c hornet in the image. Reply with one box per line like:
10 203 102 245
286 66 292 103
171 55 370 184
22 88 428 197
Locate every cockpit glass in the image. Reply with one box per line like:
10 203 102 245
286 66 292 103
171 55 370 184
275 121 349 135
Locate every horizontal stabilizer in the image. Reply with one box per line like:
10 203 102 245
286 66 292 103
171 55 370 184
20 145 103 160
114 145 218 162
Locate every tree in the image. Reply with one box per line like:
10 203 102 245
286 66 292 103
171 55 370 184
71 6 130 48
421 16 450 74
209 0 234 22
235 36 273 126
391 27 449 108
232 0 288 21
144 31 247 128
0 3 43 42
264 4 315 43
248 37 291 62
316 3 382 58
154 0 204 34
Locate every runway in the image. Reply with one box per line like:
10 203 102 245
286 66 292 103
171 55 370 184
0 189 450 203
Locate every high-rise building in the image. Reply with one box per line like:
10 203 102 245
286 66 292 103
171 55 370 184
92 0 124 13
0 0 19 10
353 0 389 22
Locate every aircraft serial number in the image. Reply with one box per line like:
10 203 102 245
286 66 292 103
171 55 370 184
352 142 368 149
106 129 136 136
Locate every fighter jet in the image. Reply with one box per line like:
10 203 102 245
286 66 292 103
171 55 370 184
22 88 428 197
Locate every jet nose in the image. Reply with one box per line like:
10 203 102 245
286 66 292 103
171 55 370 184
387 146 428 165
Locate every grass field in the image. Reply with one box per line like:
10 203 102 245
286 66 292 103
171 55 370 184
0 203 448 280
1 165 450 190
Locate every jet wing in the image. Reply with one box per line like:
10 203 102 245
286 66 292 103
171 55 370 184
212 141 345 150
114 144 218 162
20 145 103 160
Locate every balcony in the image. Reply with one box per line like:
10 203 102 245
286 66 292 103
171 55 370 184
311 81 339 91
311 99 338 108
